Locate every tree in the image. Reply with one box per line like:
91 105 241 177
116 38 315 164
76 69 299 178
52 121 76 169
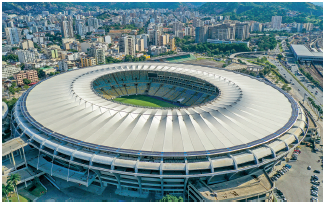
23 78 31 85
35 69 46 79
2 184 13 202
277 54 284 60
124 55 133 62
7 174 21 202
159 194 183 202
23 85 29 90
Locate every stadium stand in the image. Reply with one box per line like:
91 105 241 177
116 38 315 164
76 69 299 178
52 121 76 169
92 70 219 106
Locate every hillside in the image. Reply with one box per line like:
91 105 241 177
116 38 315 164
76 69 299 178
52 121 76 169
2 2 201 14
198 2 323 18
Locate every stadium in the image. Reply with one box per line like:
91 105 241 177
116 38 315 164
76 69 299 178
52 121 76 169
10 62 308 201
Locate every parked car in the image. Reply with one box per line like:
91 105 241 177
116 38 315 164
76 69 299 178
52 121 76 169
308 166 312 170
311 192 318 197
314 170 320 173
312 185 319 190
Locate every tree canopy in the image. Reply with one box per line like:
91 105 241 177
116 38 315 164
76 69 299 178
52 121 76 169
159 194 183 202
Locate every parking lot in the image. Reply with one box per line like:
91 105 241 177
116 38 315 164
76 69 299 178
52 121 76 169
273 143 323 202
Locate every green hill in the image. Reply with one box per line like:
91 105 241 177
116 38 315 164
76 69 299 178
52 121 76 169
2 2 201 14
198 2 323 16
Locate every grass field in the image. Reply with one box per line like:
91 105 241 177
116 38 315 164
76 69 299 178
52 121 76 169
113 95 179 108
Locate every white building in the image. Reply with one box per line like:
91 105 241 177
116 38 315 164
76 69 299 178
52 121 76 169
2 65 21 78
104 35 112 44
271 16 282 30
17 50 36 63
5 27 21 45
58 59 68 72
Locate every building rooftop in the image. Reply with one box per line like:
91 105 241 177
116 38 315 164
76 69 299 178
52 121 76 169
290 44 323 57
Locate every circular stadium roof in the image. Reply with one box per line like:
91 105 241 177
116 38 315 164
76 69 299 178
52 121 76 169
23 62 298 157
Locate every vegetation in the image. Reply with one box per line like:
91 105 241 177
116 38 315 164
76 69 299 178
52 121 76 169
124 55 147 62
106 56 123 64
68 49 78 53
97 12 111 20
308 97 323 115
45 33 62 47
198 2 323 26
2 174 21 202
2 98 18 111
277 54 284 60
156 50 177 57
2 54 18 62
238 59 246 64
99 24 145 35
35 68 46 79
180 43 249 55
159 194 184 202
23 78 31 85
175 36 195 47
114 95 179 108
7 82 21 95
256 35 277 51
48 72 60 76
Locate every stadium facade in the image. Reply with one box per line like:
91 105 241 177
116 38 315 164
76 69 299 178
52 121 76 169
10 62 308 200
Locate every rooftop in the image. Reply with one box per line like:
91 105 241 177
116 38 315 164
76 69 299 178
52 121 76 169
290 44 323 57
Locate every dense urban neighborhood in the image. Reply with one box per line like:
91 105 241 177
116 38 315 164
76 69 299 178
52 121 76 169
2 2 323 202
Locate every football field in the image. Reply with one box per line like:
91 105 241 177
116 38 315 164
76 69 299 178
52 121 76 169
113 95 179 108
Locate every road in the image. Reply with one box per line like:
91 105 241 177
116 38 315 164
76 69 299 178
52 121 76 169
256 41 323 108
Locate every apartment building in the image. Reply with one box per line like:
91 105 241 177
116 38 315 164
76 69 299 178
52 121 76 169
14 70 38 86
2 65 21 79
208 24 235 41
81 57 96 67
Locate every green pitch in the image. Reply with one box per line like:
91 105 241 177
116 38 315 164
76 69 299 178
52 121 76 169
113 95 179 108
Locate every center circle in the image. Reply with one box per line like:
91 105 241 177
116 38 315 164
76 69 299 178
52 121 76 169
92 70 220 108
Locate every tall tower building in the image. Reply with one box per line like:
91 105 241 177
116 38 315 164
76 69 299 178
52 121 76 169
88 18 99 30
119 36 135 56
5 27 20 45
61 16 74 38
195 26 208 43
271 16 282 30
88 45 105 65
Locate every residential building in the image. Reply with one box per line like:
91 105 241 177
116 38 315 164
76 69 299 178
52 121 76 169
21 40 34 50
119 36 135 56
104 35 112 44
235 23 250 40
195 26 208 43
173 21 183 33
58 59 68 72
185 27 194 36
81 57 96 67
2 65 21 79
304 23 313 31
61 16 74 38
88 18 99 30
13 70 38 86
17 50 36 63
208 24 235 40
135 38 145 52
296 23 303 32
88 45 105 65
5 27 21 45
271 16 282 29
